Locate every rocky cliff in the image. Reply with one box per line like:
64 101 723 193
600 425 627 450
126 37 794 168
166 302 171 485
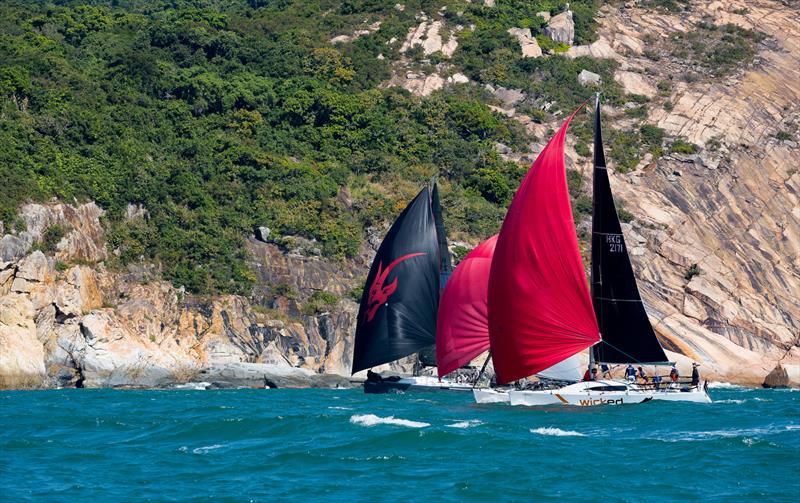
1 0 798 389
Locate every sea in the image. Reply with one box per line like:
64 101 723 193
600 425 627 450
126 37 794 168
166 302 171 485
2 384 798 502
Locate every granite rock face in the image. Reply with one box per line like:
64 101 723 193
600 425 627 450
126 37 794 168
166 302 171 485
579 0 800 386
545 10 575 45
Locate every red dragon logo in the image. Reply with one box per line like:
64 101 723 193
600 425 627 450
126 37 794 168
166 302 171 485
363 252 425 323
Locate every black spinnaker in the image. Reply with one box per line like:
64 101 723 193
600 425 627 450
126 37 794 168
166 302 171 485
590 97 669 365
351 186 441 374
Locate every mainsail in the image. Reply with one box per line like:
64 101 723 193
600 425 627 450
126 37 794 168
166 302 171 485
488 104 601 385
351 187 441 374
590 98 669 364
435 234 498 377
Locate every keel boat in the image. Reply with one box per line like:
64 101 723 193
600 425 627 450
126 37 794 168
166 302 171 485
351 182 471 393
457 97 710 406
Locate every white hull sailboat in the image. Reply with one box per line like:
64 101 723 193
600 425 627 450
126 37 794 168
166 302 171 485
509 380 711 407
439 96 711 407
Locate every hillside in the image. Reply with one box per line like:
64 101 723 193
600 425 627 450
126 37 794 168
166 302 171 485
0 0 798 388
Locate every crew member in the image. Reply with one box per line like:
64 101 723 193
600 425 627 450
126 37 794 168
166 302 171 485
625 364 637 382
669 365 679 388
691 363 700 387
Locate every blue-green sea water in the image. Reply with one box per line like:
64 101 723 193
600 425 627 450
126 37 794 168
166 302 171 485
2 385 798 502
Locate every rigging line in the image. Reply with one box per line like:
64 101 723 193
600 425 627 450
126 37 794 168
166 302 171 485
594 296 643 303
597 339 667 367
472 350 492 389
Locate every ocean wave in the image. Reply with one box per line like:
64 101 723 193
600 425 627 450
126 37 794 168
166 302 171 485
349 414 430 428
327 406 353 410
530 427 585 437
716 399 746 404
707 382 746 389
446 420 483 429
658 425 797 442
192 444 226 454
173 382 211 390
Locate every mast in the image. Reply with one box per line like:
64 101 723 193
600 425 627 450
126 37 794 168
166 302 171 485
590 96 669 365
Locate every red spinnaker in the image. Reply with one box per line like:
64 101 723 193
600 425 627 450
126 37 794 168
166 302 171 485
436 235 498 377
488 103 600 385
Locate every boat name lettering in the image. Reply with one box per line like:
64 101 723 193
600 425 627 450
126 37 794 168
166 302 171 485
578 398 624 406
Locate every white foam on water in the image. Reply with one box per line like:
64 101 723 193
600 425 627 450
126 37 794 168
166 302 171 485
659 425 797 443
350 414 430 428
717 399 745 404
328 406 353 410
173 382 211 390
446 419 483 429
707 382 745 389
192 444 226 454
530 427 585 437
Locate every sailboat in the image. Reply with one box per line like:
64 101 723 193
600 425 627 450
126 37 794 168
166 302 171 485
436 96 710 406
350 182 472 393
505 97 710 406
436 234 584 403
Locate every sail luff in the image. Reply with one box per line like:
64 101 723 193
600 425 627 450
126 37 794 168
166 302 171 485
488 102 600 385
431 182 453 289
590 98 669 364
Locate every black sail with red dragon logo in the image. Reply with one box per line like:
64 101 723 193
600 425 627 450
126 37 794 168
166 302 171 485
351 186 441 375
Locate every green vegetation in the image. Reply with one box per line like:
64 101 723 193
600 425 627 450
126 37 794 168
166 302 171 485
662 21 766 77
684 263 700 281
302 290 339 315
0 0 636 295
774 131 793 141
451 244 471 265
42 225 66 253
670 138 698 155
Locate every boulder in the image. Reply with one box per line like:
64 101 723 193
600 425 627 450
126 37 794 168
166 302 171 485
401 73 445 96
578 69 601 86
448 73 470 84
255 226 271 242
507 27 543 58
493 86 526 107
545 10 575 45
0 235 31 262
401 20 458 58
536 11 551 22
762 364 789 388
614 71 657 98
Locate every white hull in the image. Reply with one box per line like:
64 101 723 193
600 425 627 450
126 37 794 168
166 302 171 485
508 380 712 407
473 388 510 403
364 375 473 394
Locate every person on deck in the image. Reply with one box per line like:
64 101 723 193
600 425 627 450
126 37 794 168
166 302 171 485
625 364 637 382
591 367 599 381
669 365 680 388
691 363 700 387
636 366 648 387
583 368 592 381
653 373 663 390
601 363 611 379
